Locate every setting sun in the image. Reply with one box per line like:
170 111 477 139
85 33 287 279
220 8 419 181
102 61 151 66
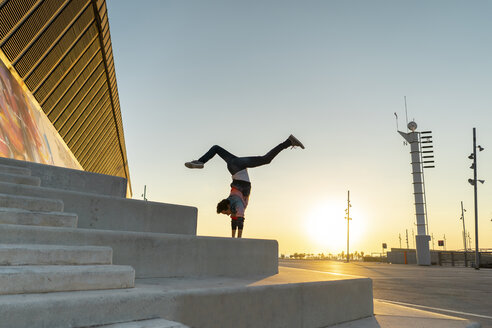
305 201 367 254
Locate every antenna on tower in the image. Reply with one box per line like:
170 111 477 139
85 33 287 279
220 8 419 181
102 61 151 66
404 96 409 131
394 112 399 131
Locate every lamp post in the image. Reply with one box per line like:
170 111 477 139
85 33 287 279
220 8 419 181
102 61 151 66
141 185 148 201
468 128 484 269
345 190 352 263
406 229 409 249
460 201 467 267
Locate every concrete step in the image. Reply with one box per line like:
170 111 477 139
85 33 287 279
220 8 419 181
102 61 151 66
0 181 196 235
0 264 134 295
0 172 40 186
0 193 63 212
0 207 77 227
0 224 278 278
0 164 31 176
0 157 128 197
92 318 190 328
0 244 112 266
0 267 372 328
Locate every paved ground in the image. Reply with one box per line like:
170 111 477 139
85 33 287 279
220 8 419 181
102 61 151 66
280 259 492 328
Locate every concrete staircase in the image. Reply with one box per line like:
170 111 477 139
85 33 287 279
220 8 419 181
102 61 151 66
0 157 373 328
0 165 135 296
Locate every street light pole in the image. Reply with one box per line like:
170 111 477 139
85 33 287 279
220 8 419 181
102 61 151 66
460 201 467 267
345 190 352 263
141 185 148 201
406 229 409 249
472 128 479 269
468 128 485 269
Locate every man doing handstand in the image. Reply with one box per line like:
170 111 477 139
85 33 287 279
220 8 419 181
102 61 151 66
185 135 304 238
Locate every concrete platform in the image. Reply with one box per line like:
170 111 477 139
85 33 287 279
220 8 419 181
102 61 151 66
0 192 63 212
0 172 40 186
330 299 480 328
0 267 372 328
0 264 135 295
0 182 196 235
0 244 113 265
92 318 190 328
0 224 278 278
0 157 128 197
0 207 78 227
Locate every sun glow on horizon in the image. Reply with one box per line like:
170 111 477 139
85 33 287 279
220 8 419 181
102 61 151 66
305 201 368 254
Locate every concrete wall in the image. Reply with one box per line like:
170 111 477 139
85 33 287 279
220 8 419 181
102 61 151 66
0 182 196 235
387 249 417 264
0 157 127 198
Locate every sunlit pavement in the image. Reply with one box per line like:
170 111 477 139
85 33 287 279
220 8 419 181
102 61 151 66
280 259 492 328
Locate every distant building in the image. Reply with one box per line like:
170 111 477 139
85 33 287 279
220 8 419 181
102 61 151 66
0 0 131 195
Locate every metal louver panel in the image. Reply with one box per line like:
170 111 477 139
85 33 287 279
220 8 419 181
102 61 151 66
33 24 98 101
57 69 105 131
0 0 39 41
25 3 94 88
0 0 131 194
66 92 109 145
2 0 65 62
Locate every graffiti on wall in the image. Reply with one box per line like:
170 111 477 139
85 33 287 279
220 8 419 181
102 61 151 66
0 59 81 169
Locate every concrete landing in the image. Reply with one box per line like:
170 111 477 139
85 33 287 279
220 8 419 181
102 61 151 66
0 267 372 328
330 300 480 328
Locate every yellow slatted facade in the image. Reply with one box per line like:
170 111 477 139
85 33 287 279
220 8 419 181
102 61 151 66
0 0 130 191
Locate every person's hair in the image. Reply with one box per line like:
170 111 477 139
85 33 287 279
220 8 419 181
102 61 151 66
216 199 230 213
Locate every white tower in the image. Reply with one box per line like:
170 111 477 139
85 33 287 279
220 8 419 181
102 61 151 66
399 121 432 265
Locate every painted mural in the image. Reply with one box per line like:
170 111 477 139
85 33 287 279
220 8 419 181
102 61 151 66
0 59 81 169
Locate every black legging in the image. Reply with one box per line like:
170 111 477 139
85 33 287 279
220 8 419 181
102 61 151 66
197 139 292 175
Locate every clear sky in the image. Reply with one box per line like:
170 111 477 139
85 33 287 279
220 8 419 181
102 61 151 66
106 0 492 256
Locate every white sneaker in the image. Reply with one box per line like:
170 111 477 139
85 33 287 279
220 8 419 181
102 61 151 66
185 160 204 169
288 135 305 149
